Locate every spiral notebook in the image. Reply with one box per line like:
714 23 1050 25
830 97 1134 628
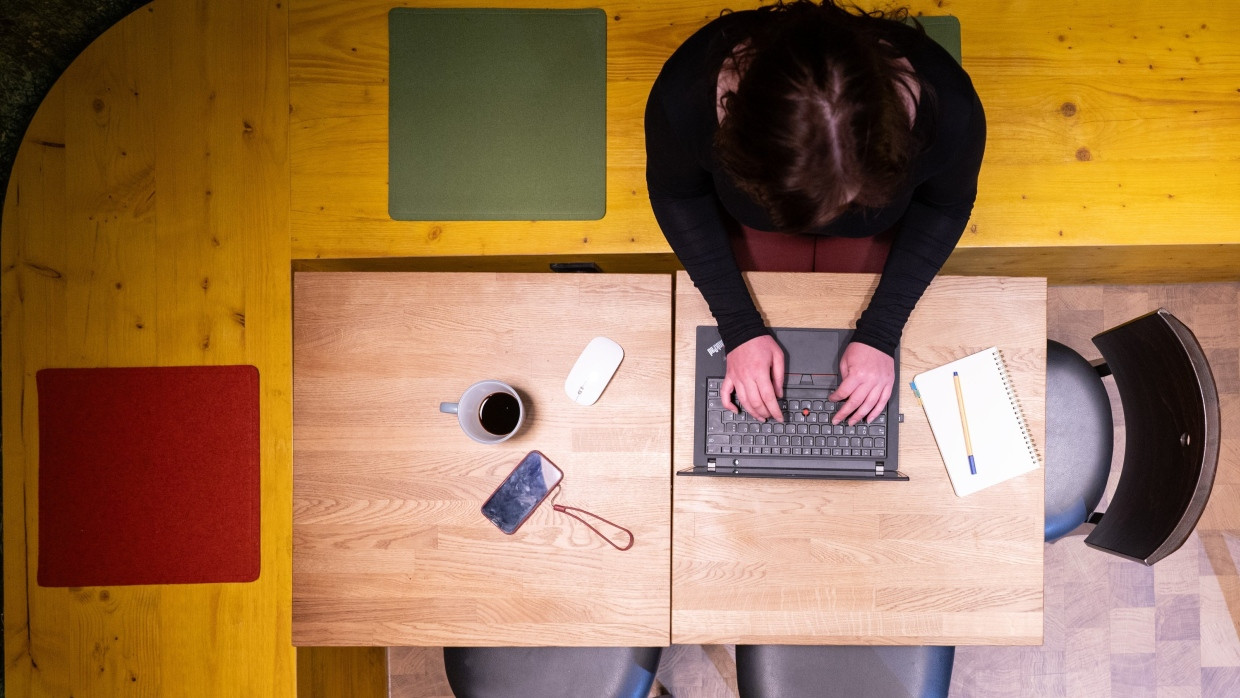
910 347 1040 496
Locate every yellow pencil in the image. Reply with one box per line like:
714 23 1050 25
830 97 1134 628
953 371 977 474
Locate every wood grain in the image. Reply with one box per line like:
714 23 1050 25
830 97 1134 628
288 0 1240 280
292 272 672 646
672 272 1046 645
1 0 295 695
297 647 389 698
385 282 1240 697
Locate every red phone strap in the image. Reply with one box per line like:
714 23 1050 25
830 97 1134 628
550 487 634 551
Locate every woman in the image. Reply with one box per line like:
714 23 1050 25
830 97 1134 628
645 0 985 427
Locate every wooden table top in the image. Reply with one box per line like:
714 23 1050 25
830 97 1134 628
289 0 1240 281
292 272 671 646
672 272 1047 645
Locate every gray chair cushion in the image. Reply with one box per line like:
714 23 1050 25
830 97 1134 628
736 645 955 698
1044 340 1113 542
442 646 661 698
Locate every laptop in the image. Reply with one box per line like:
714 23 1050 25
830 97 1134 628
681 326 906 480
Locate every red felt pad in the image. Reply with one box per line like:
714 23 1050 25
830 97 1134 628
37 365 260 587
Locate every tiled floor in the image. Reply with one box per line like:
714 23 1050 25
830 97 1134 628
388 282 1240 698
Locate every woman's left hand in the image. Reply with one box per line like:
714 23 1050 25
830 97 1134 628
829 342 895 425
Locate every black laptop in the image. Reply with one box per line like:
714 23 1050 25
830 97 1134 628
681 326 905 480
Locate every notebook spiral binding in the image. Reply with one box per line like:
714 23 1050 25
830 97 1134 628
994 348 1043 466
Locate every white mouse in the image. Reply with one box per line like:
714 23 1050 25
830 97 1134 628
564 337 624 405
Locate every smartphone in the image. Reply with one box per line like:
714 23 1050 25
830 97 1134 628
481 450 565 534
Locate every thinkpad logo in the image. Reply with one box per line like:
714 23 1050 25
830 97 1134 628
706 339 725 356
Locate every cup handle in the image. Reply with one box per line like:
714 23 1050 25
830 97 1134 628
439 402 459 414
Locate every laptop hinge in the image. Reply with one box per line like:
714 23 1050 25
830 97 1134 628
707 458 716 472
875 463 885 477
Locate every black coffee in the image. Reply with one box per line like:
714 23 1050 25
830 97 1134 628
478 392 520 435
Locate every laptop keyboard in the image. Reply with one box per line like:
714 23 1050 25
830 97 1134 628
705 377 888 459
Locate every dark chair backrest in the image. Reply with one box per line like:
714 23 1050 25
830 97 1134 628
1086 309 1220 565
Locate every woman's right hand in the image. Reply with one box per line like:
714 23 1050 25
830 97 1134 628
721 335 785 422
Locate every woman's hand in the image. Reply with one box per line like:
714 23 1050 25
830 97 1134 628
721 335 786 422
829 342 894 425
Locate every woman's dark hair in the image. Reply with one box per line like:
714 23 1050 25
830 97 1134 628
714 0 927 231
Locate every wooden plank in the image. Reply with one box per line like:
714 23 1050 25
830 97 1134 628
671 272 1046 645
1 0 295 694
943 244 1240 284
292 272 672 646
297 647 389 698
288 0 1240 265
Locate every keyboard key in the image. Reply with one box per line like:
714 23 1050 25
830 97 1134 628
788 400 799 410
772 424 785 435
876 438 886 448
809 424 821 434
707 434 731 445
792 448 802 455
806 412 817 422
708 398 724 410
871 425 886 436
815 436 827 447
779 436 791 446
857 425 868 436
707 445 722 454
833 425 845 435
781 447 791 455
850 437 862 448
827 436 838 447
743 435 755 445
875 449 885 457
762 423 774 434
722 411 733 422
812 400 824 410
862 437 874 448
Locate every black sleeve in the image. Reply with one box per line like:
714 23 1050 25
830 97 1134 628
852 92 987 355
645 82 770 352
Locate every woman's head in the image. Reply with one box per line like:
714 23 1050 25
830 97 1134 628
714 1 924 231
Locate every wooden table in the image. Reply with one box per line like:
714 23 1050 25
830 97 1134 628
672 271 1047 645
292 272 671 646
288 0 1240 282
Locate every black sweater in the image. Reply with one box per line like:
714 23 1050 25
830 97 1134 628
645 11 986 356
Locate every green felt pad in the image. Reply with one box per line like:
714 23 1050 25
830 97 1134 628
389 8 607 221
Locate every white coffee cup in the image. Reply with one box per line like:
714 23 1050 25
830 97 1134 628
439 380 524 444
